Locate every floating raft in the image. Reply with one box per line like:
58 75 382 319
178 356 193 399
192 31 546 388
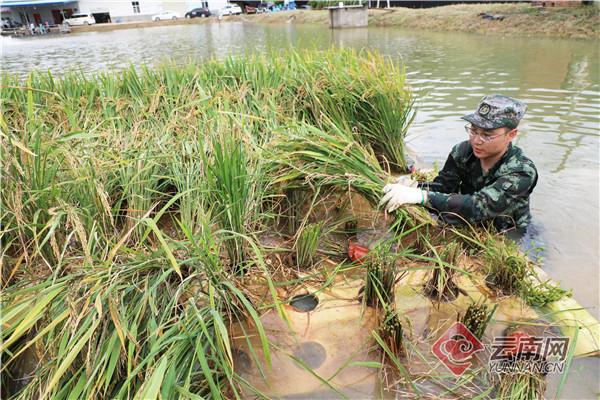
232 255 599 398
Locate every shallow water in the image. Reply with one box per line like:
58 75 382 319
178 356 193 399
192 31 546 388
2 22 598 397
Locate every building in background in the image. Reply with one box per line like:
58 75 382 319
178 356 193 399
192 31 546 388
78 0 162 23
160 0 228 16
0 0 230 26
1 0 79 26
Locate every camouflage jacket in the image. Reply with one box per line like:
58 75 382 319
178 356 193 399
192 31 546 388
421 141 538 231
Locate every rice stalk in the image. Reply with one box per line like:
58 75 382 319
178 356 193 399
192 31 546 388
294 222 324 269
458 301 496 340
380 308 404 356
363 247 397 308
424 241 462 302
495 367 546 400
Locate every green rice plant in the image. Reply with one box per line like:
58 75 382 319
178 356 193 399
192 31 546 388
483 237 536 299
115 149 164 242
266 119 434 237
459 301 496 339
167 135 211 235
453 230 571 307
294 222 324 269
363 247 397 308
205 132 249 268
0 245 275 399
495 368 546 400
267 121 386 206
203 126 267 270
283 188 311 234
424 241 462 302
380 308 404 356
288 49 414 171
521 280 572 308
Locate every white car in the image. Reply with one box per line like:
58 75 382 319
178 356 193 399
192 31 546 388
220 4 242 15
152 11 180 21
63 14 96 26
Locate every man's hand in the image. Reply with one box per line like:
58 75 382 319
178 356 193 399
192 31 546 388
379 183 426 212
394 175 418 188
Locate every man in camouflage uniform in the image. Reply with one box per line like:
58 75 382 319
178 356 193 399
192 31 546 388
380 94 538 233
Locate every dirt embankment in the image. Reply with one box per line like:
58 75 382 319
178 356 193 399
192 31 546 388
70 16 215 33
249 3 599 39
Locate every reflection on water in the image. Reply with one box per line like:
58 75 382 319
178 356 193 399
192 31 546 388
2 21 598 397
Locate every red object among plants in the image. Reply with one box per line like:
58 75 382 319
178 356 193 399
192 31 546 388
348 240 370 263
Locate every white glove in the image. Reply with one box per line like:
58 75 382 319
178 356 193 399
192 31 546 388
379 183 427 212
394 175 418 188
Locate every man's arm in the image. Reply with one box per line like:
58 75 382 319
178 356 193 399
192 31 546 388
426 165 537 225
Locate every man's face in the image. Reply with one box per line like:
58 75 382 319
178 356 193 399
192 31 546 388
467 124 517 160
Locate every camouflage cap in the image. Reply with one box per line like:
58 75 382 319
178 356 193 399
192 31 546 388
461 94 527 130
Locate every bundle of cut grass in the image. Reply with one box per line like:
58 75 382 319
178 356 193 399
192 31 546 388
267 121 386 205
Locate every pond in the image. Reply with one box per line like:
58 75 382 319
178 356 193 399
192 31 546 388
2 21 598 398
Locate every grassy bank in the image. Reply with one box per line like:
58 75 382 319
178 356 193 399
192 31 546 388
68 3 599 39
249 3 600 39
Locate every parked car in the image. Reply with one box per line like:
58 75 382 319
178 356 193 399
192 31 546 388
219 4 242 15
257 2 275 12
1 17 23 29
63 14 96 26
185 7 211 18
152 11 180 21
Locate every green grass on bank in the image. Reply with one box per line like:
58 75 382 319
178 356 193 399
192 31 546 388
248 3 600 39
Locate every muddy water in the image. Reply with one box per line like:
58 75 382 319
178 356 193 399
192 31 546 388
2 22 598 398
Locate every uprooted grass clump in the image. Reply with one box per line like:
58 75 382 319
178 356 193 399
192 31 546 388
484 238 530 295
